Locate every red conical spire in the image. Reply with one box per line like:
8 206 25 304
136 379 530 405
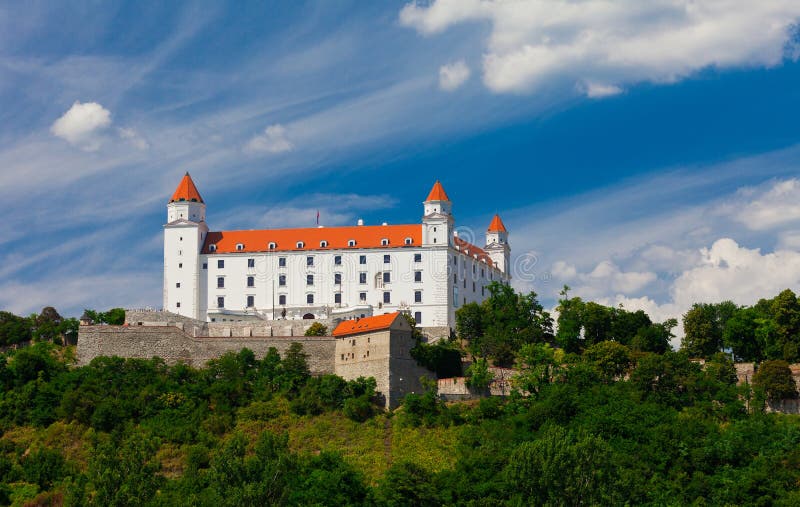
425 180 450 202
487 214 507 232
170 172 204 203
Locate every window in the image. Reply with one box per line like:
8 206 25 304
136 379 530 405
415 271 422 282
359 255 366 265
279 275 286 286
178 263 183 268
383 292 391 303
247 295 255 307
359 273 367 284
463 279 466 288
297 241 305 248
334 273 342 284
176 282 181 288
247 276 255 287
202 263 207 269
481 268 485 277
334 293 342 304
473 282 476 292
178 250 182 256
307 274 314 285
453 274 457 284
473 264 476 274
359 292 367 302
405 237 413 245
414 253 422 262
383 272 391 284
236 243 244 251
217 277 224 288
307 294 314 304
348 239 356 247
453 256 457 266
307 256 314 266
334 255 342 265
381 238 389 246
384 254 390 263
218 259 224 269
279 257 286 267
414 291 422 303
268 242 277 250
179 237 183 241
209 244 217 252
248 258 255 268
217 297 224 308
279 294 286 305
320 240 328 248
176 302 181 308
414 311 422 325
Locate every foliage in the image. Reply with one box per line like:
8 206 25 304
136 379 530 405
753 360 798 402
464 358 494 390
556 291 674 354
583 340 632 381
304 322 328 336
455 282 553 366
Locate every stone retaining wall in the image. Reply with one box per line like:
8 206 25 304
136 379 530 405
77 325 335 373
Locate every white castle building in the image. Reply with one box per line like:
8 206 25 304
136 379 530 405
163 173 510 334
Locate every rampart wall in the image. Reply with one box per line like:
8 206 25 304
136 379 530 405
77 325 335 373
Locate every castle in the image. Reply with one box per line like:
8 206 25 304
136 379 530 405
163 173 511 336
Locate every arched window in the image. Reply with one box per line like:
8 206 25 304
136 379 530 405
209 244 217 252
296 241 305 249
404 237 413 245
320 240 328 248
348 239 356 247
236 243 244 251
268 242 276 250
381 238 389 246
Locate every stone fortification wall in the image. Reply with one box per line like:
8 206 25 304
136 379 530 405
77 325 335 373
125 310 335 338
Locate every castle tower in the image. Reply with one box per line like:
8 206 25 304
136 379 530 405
422 181 453 247
485 214 510 276
164 172 208 319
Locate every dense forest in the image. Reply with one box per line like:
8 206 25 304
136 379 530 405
0 287 800 505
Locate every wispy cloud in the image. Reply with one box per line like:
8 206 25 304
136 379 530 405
439 60 470 91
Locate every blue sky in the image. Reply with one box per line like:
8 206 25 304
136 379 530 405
2 1 800 340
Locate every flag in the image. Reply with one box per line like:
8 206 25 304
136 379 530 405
316 210 320 225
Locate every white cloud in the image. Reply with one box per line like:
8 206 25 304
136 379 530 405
118 127 150 150
734 179 800 230
582 82 623 99
50 101 112 151
554 259 656 299
400 0 800 94
245 124 293 154
439 60 471 91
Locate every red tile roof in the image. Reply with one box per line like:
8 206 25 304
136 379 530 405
203 224 422 254
487 214 507 233
170 172 204 203
332 312 401 337
454 236 494 267
425 181 450 202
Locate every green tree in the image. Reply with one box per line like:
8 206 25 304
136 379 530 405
87 433 162 506
464 358 494 390
376 461 440 507
455 302 484 344
304 322 328 336
753 360 798 402
0 311 33 346
505 425 616 506
279 342 311 393
583 340 632 381
682 302 736 358
723 307 762 361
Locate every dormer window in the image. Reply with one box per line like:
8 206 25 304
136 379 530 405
296 241 305 249
320 240 328 248
236 243 244 251
268 242 276 250
348 239 356 247
209 244 217 252
404 237 413 245
381 238 389 246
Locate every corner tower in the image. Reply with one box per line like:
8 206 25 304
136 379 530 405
485 214 510 276
164 172 208 319
422 181 453 247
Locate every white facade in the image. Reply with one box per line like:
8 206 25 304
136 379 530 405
163 176 511 333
